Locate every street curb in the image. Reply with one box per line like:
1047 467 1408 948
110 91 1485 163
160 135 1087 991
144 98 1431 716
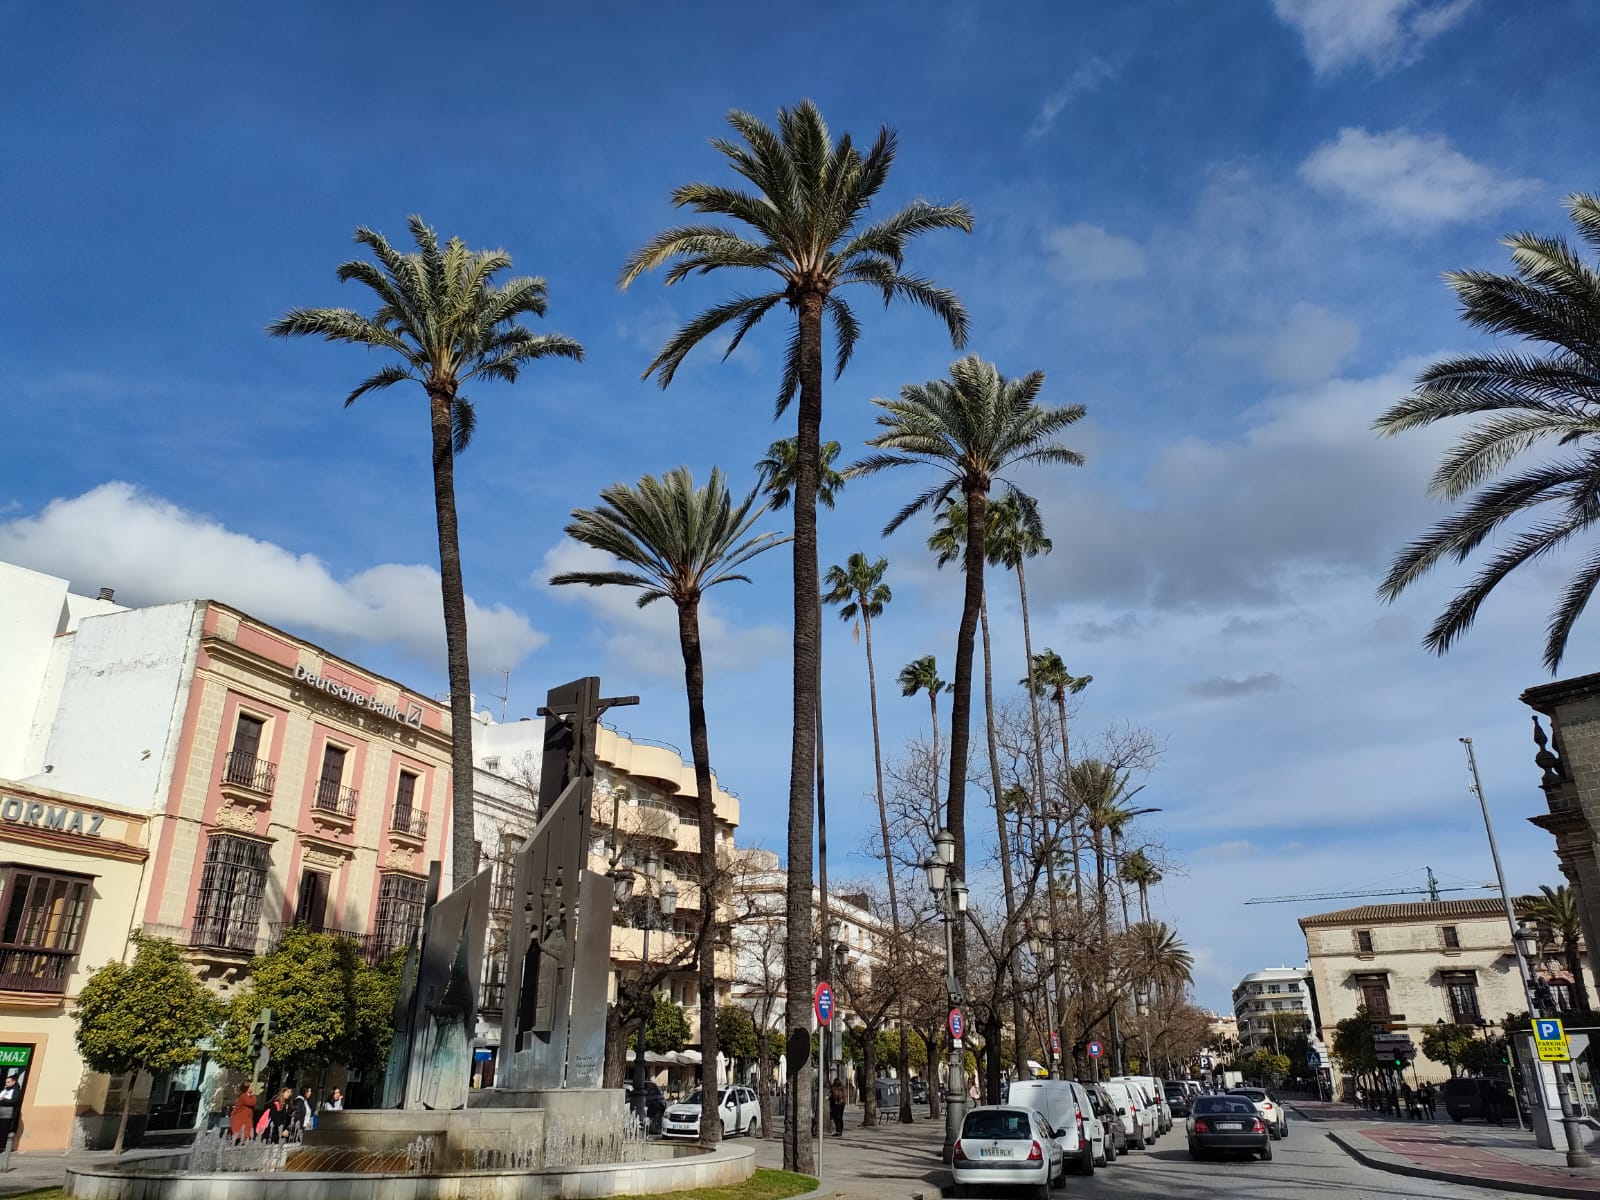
1286 1101 1325 1123
1326 1129 1598 1199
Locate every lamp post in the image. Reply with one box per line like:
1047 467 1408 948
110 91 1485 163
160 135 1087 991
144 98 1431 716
1463 737 1587 1165
1435 1018 1456 1079
925 827 968 1164
1025 928 1055 1080
621 853 679 1128
1134 983 1154 1074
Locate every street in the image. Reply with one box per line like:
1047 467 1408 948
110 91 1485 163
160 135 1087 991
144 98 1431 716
758 1106 1539 1199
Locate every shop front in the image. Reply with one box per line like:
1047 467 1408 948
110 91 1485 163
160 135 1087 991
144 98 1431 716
0 781 148 1150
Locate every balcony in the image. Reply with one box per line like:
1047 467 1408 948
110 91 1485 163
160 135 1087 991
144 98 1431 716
220 751 277 802
592 796 679 844
263 922 407 966
0 947 75 994
188 916 264 957
389 807 428 841
313 781 359 829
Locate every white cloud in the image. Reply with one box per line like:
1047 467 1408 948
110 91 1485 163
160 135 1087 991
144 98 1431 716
539 540 785 677
1299 127 1538 228
1272 0 1475 74
0 482 546 672
1043 223 1148 283
1262 302 1361 386
1027 57 1117 140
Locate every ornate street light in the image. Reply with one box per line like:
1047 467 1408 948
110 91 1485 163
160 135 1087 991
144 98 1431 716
926 828 965 1162
627 869 678 1126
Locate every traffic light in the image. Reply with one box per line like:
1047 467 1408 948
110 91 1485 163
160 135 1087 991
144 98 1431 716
249 1007 276 1061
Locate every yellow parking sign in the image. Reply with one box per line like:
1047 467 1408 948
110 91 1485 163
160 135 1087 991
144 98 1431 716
1534 1017 1571 1062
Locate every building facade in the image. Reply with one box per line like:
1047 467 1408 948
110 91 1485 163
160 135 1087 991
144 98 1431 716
1299 898 1599 1083
0 561 453 1146
1231 967 1314 1051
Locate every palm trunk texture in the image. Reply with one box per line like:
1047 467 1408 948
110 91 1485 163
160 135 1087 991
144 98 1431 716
783 292 824 1174
678 600 721 1146
946 488 988 987
1055 693 1083 906
979 597 1027 1081
429 385 478 889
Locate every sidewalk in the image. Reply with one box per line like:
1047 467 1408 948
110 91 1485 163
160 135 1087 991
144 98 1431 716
1289 1097 1600 1197
0 1147 129 1196
755 1104 949 1200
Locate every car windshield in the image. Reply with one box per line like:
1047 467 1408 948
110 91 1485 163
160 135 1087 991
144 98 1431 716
1165 1085 1186 1096
1194 1097 1258 1115
962 1110 1033 1140
682 1090 728 1107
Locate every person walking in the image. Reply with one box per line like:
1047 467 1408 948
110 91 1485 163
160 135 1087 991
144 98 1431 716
291 1086 315 1140
229 1082 258 1141
1420 1082 1437 1121
321 1087 344 1114
829 1077 846 1137
255 1088 292 1143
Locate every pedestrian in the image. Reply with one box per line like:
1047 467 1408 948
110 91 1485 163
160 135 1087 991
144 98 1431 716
321 1087 344 1114
829 1077 846 1137
1354 1084 1366 1108
291 1086 315 1139
0 1074 21 1152
229 1082 258 1141
1400 1080 1416 1119
1421 1083 1437 1121
255 1088 291 1143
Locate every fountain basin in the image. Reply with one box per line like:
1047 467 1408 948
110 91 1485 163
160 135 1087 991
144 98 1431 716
66 1138 756 1200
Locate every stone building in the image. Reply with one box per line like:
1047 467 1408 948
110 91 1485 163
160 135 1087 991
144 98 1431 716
1300 897 1599 1082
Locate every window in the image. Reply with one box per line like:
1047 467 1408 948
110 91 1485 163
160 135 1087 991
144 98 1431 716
1442 925 1461 950
1267 983 1281 993
192 835 271 951
373 874 427 955
391 771 424 835
1444 972 1480 1023
1356 930 1374 953
315 744 355 815
1357 973 1391 1017
293 870 329 932
0 868 91 992
224 713 275 792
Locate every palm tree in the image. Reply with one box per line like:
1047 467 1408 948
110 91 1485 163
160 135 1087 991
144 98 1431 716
898 655 947 824
1523 883 1593 1012
1121 850 1163 926
622 107 970 1170
1375 193 1600 672
270 216 582 888
1025 650 1093 903
550 467 786 1145
1129 920 1194 996
855 355 1085 980
755 437 845 510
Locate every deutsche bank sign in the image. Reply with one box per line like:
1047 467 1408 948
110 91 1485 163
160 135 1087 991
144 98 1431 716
295 664 425 729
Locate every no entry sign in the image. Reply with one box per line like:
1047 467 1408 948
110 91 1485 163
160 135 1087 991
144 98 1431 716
814 982 835 1026
1050 1032 1061 1055
948 1007 965 1041
1086 1038 1105 1059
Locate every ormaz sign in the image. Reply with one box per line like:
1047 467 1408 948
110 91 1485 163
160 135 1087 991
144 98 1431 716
0 797 103 837
295 664 425 729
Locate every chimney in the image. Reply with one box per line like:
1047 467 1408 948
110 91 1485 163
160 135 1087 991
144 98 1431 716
97 587 115 602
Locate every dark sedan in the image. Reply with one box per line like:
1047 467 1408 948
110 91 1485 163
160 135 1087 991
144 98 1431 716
1187 1095 1271 1161
1165 1083 1192 1118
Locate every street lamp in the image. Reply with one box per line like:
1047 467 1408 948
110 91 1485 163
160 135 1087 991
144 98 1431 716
624 857 678 1128
925 828 966 1164
1134 983 1154 1073
1027 920 1059 1080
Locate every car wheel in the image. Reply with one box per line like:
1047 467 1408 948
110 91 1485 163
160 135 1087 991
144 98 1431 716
1037 1177 1052 1200
1081 1143 1095 1176
1450 1113 1464 1123
1280 1120 1288 1140
1132 1127 1145 1150
1189 1143 1204 1161
1260 1139 1273 1162
747 1116 760 1138
720 1121 728 1139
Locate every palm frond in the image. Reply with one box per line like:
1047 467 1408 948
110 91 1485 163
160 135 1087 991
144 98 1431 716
345 364 415 407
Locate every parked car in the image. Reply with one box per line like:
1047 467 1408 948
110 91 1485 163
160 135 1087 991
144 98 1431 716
1164 1081 1192 1118
950 1105 1065 1197
1226 1087 1288 1139
1006 1078 1104 1175
1187 1093 1272 1161
911 1079 930 1104
1442 1076 1519 1125
1098 1079 1155 1149
1111 1075 1172 1133
1085 1084 1124 1164
622 1080 666 1132
660 1086 761 1139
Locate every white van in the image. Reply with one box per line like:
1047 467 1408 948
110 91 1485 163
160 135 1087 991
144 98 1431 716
1111 1075 1171 1134
1099 1079 1156 1149
1006 1079 1105 1174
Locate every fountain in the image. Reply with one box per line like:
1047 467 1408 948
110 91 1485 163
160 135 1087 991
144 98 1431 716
64 678 755 1200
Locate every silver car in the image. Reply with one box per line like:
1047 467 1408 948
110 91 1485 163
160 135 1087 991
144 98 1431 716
951 1105 1064 1198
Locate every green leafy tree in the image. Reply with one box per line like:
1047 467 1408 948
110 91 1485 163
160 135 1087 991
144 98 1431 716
1375 193 1600 671
877 1027 928 1073
621 100 971 1175
854 354 1085 983
344 948 407 1079
897 655 947 823
72 934 222 1153
1332 1007 1379 1077
628 995 691 1055
1522 884 1593 1012
1422 1023 1477 1078
1023 649 1093 904
718 1005 759 1064
755 437 845 510
270 217 583 886
218 928 367 1078
1121 850 1162 925
552 467 785 1146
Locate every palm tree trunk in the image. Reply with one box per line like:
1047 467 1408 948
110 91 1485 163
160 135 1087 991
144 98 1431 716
1138 880 1151 926
783 293 824 1175
1015 560 1052 876
1053 693 1083 906
1111 827 1132 930
1567 940 1593 1012
979 597 1027 1079
928 692 941 827
677 599 722 1146
428 385 478 889
947 488 989 985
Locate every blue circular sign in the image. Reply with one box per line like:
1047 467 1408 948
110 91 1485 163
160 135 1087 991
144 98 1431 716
1086 1039 1105 1059
814 982 834 1025
949 1008 965 1040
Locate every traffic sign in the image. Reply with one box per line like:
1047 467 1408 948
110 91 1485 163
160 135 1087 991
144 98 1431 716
1198 1054 1211 1070
1534 1017 1570 1062
1086 1038 1105 1059
814 982 835 1026
1050 1032 1061 1055
949 1008 965 1041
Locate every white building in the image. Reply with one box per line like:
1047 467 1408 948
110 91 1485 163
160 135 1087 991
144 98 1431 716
1232 966 1315 1051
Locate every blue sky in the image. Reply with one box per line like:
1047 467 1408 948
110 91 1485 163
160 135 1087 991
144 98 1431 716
4 0 1598 1009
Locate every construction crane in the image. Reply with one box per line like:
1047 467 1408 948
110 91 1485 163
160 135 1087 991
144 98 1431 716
1244 866 1497 906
